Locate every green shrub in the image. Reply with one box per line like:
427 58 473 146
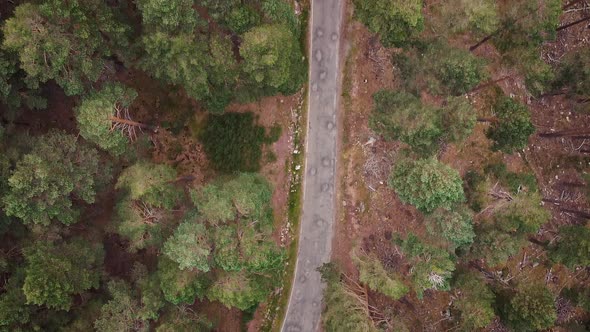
200 112 266 172
426 206 475 250
226 5 260 34
352 0 424 47
486 97 535 153
389 158 465 213
369 90 442 156
352 250 409 300
504 284 556 332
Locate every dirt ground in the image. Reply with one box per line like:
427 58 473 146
333 2 590 331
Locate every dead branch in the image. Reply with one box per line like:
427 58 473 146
489 183 514 201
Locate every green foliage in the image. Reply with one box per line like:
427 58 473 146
352 250 409 300
0 269 33 330
261 0 300 36
395 234 455 298
470 222 527 267
484 161 538 194
131 263 165 321
206 271 273 310
504 284 556 332
62 300 103 332
226 6 260 34
2 1 128 95
113 161 181 251
442 97 477 143
427 44 487 95
554 47 590 111
114 197 165 252
157 257 208 305
76 83 137 155
0 49 47 113
186 173 282 310
0 49 17 104
192 173 273 223
369 90 442 155
494 192 550 235
116 161 181 209
240 24 305 95
136 0 197 33
4 131 106 225
200 112 266 172
493 0 561 53
550 225 590 269
319 263 378 332
426 206 475 250
486 96 535 153
204 36 239 113
199 0 240 22
94 280 149 332
389 158 465 213
140 32 210 100
394 42 487 96
156 307 213 332
23 239 104 311
352 0 424 47
213 224 284 273
192 173 283 273
503 47 554 96
453 272 495 330
432 0 499 37
470 182 547 267
163 221 211 271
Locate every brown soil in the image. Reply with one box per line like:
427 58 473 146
333 1 590 331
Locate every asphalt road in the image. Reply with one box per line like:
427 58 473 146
281 1 344 331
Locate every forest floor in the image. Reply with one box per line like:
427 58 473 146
332 1 590 331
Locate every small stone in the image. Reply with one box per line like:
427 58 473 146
320 71 327 80
331 33 338 41
295 165 301 170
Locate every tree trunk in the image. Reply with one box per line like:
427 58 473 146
109 116 158 132
539 90 566 98
538 129 590 139
557 181 586 188
542 198 590 219
469 32 498 52
542 198 562 205
477 117 498 123
528 237 547 247
470 3 585 51
556 16 590 32
561 208 590 219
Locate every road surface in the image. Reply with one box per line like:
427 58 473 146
281 0 344 331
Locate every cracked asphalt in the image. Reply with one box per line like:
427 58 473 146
281 1 344 331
